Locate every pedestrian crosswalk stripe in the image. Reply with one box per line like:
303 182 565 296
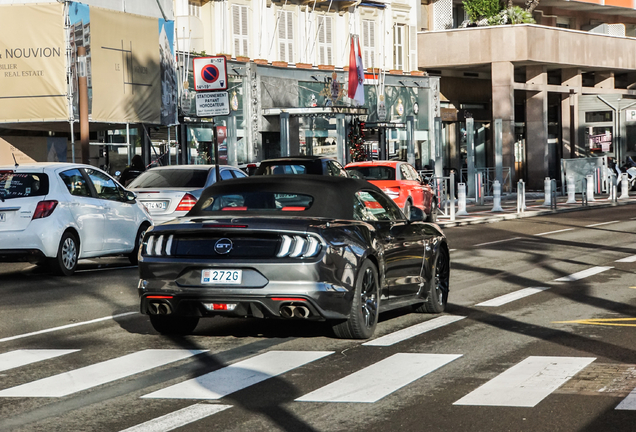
616 388 636 410
554 266 613 282
363 315 465 347
616 255 636 263
476 287 550 307
142 351 333 400
453 356 596 407
119 403 232 432
296 353 462 403
0 349 79 373
0 349 207 398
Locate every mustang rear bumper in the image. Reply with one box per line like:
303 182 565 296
138 280 353 320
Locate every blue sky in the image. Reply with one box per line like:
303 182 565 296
69 2 89 25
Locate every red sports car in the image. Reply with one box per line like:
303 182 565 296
345 161 437 222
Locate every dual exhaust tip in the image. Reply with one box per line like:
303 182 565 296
148 302 172 315
279 304 310 319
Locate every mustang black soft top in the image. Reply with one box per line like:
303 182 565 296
188 174 389 220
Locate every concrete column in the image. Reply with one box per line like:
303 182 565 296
280 112 290 157
526 65 548 190
561 69 581 159
491 61 516 183
594 72 615 90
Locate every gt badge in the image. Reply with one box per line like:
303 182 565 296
214 238 233 254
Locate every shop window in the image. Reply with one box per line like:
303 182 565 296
585 111 613 123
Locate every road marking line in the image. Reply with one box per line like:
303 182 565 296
453 356 595 407
363 315 465 347
296 353 462 403
0 312 138 343
143 351 333 400
616 255 636 263
554 318 636 327
449 249 457 252
476 287 550 307
535 228 574 236
0 349 80 373
474 237 523 247
0 350 206 398
585 221 620 227
616 388 636 410
119 403 232 432
554 266 613 282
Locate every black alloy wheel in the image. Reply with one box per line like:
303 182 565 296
332 259 380 339
51 231 79 276
149 315 200 335
416 247 449 313
129 223 150 265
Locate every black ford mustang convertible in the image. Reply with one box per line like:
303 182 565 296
138 175 450 339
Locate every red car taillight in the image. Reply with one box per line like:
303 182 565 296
175 193 197 212
32 200 58 219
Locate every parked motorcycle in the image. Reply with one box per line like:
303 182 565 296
613 156 636 192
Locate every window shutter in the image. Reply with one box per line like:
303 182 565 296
325 17 332 65
409 25 417 72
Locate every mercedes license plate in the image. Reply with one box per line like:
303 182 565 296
201 269 242 285
144 201 167 211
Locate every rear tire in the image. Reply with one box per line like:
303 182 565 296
129 224 149 265
415 246 449 314
332 260 380 339
427 199 438 223
403 200 412 220
149 315 199 335
50 231 79 276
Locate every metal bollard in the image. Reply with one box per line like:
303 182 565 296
517 180 526 213
475 172 484 206
619 173 630 199
586 174 595 202
450 172 456 222
566 176 577 204
543 177 552 207
457 183 468 216
581 177 588 206
492 180 503 212
550 179 557 210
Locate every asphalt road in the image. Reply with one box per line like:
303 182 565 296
1 205 636 432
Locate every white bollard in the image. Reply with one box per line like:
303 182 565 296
456 183 468 215
517 180 526 213
543 177 552 207
492 180 503 212
619 173 630 199
566 176 577 204
586 174 595 202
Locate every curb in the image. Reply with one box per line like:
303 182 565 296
437 199 636 228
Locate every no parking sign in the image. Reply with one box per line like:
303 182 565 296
193 56 228 91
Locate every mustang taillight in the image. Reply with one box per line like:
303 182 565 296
32 200 58 219
145 234 174 256
277 234 321 258
175 193 197 211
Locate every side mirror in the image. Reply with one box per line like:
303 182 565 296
409 206 425 222
125 190 137 202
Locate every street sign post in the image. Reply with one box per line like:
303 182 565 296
195 91 230 117
193 56 228 91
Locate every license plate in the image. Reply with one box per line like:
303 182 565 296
201 269 242 285
143 201 167 211
0 212 5 222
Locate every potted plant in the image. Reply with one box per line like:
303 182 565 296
272 60 288 68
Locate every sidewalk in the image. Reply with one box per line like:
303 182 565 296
435 191 636 228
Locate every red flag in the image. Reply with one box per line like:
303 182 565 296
348 36 357 100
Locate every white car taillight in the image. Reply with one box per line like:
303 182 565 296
175 193 197 212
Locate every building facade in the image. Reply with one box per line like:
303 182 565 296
419 0 636 189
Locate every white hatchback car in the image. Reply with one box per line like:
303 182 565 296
0 163 153 275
